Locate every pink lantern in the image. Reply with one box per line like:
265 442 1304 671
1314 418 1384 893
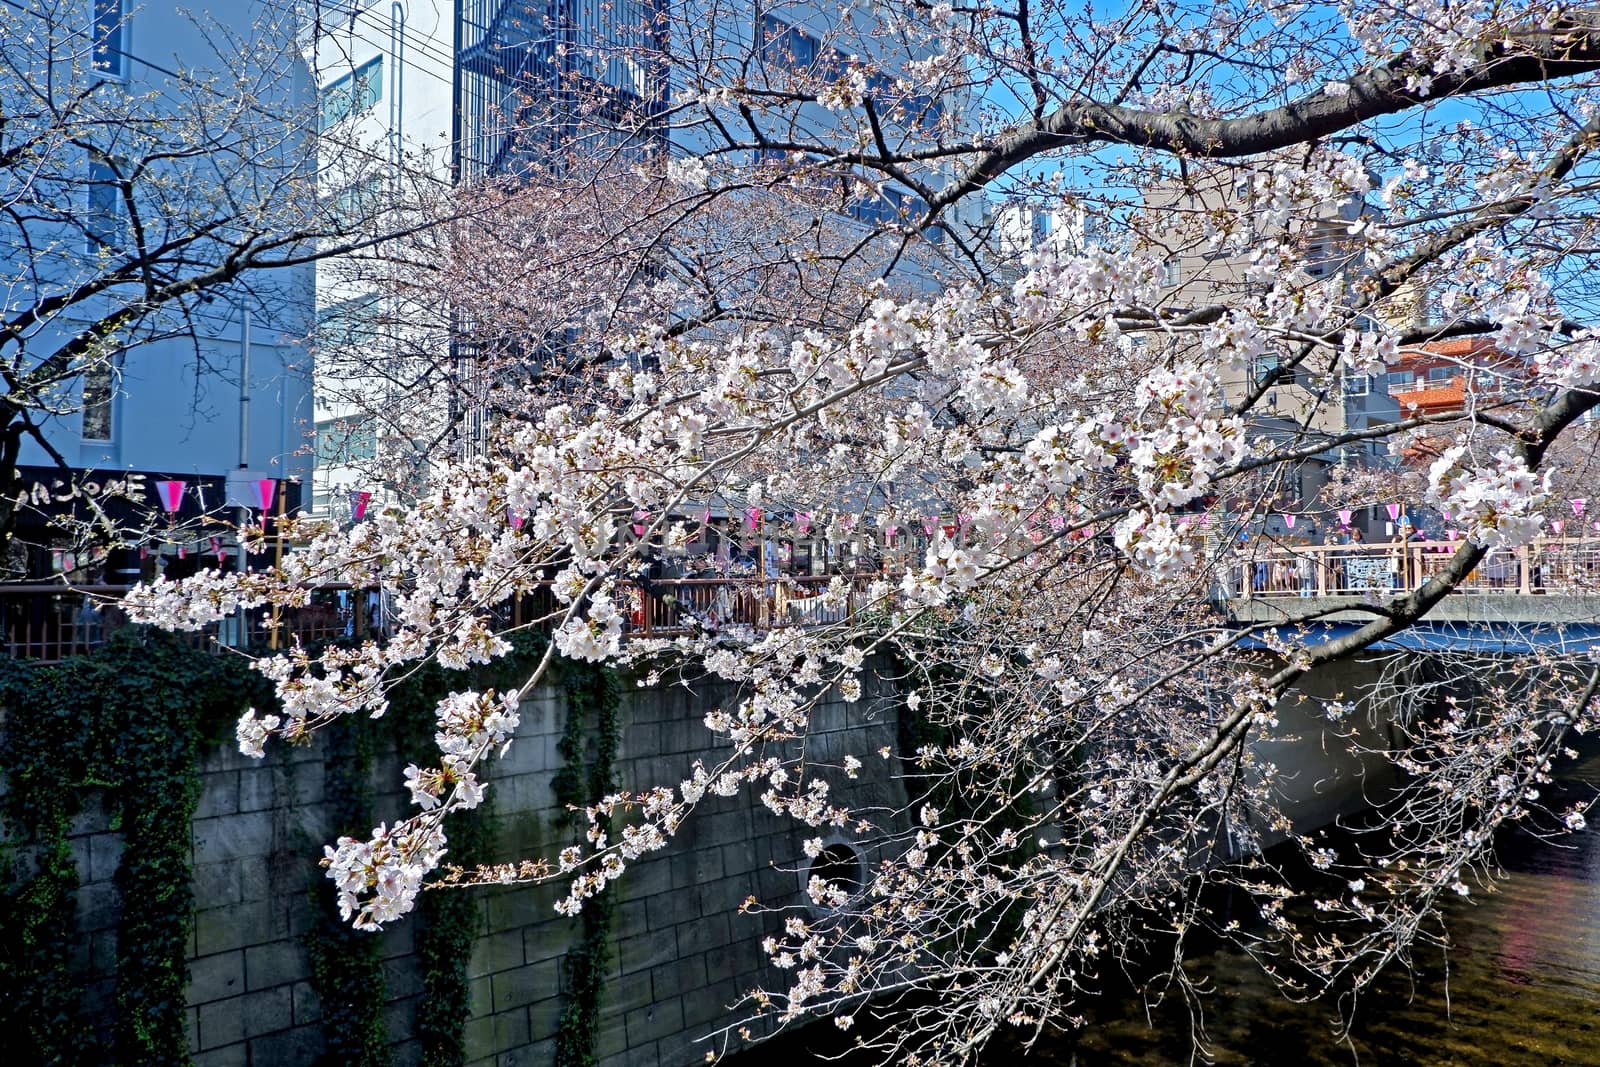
1337 508 1353 527
884 523 899 542
922 515 939 536
701 509 712 524
745 506 762 530
957 512 972 529
210 535 225 563
1386 503 1402 522
178 545 187 559
1448 529 1459 541
1573 498 1588 517
256 478 277 512
1282 513 1296 529
156 479 186 514
632 509 649 537
139 545 149 560
1553 519 1565 535
349 490 372 522
1441 508 1452 520
798 511 813 534
507 509 524 530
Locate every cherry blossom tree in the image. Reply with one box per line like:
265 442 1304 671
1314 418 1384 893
128 1 1600 1060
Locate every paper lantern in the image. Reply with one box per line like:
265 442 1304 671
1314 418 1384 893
745 506 762 530
256 478 276 512
922 515 939 536
1283 513 1296 529
349 490 372 522
1573 498 1588 517
798 511 812 534
1386 503 1402 522
156 480 186 514
507 509 524 530
1337 508 1353 527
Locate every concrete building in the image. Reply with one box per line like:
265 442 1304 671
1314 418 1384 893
1140 165 1400 518
2 1 316 581
304 1 457 517
305 0 965 516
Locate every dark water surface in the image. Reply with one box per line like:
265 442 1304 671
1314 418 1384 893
1053 761 1600 1066
745 749 1600 1066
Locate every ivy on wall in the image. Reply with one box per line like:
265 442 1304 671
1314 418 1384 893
0 622 620 1067
306 630 552 1067
303 709 390 1067
0 629 267 1067
551 660 622 1067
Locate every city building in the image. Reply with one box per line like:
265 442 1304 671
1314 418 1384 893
1 1 316 582
305 0 964 517
1140 164 1400 523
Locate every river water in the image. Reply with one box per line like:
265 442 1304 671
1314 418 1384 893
743 748 1600 1066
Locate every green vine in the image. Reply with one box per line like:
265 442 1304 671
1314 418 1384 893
303 709 389 1067
0 629 264 1067
552 660 621 1067
305 630 551 1067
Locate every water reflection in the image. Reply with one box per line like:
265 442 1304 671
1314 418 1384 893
1038 748 1600 1066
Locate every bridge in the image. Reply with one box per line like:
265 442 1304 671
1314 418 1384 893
1223 535 1600 654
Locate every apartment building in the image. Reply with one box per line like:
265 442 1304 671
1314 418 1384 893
1 1 315 581
1139 165 1399 515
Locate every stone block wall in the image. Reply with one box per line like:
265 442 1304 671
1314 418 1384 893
23 661 908 1066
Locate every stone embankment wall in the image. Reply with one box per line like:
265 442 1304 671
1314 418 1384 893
44 667 908 1066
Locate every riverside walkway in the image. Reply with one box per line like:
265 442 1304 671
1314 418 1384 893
6 537 1598 662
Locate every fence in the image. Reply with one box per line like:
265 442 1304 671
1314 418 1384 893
0 573 883 663
1228 537 1600 598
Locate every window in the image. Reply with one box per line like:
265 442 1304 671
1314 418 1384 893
315 296 382 350
316 417 376 464
1162 257 1180 286
85 157 123 251
325 175 384 225
1341 373 1369 397
1426 366 1455 382
760 16 817 71
93 0 127 79
81 357 116 440
320 56 383 130
1251 352 1280 386
1387 370 1415 392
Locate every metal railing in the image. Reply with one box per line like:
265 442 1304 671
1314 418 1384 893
1227 537 1600 598
0 573 885 663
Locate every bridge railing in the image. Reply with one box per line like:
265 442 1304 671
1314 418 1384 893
0 572 888 663
1230 537 1600 599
